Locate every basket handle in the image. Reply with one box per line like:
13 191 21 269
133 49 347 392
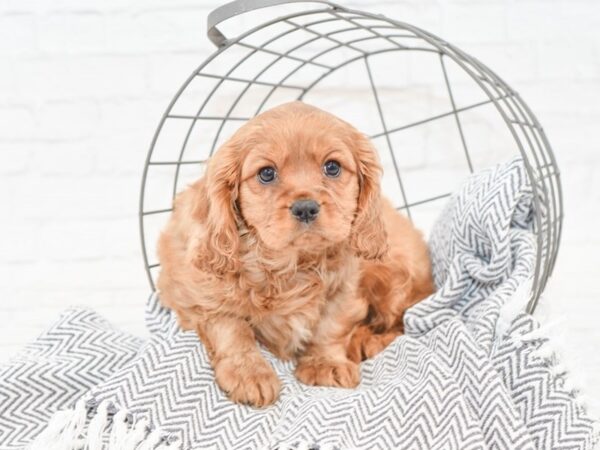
207 0 342 47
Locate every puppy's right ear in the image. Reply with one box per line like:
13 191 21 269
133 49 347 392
192 143 242 277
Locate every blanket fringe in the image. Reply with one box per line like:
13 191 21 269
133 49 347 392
27 398 180 450
516 319 600 445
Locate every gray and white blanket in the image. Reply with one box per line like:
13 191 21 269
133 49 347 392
0 158 597 449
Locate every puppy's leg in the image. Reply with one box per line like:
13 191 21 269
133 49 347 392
349 255 433 363
198 315 281 407
295 293 367 389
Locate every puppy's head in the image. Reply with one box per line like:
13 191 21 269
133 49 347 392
195 101 387 275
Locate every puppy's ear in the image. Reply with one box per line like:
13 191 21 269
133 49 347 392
349 133 388 260
193 143 242 276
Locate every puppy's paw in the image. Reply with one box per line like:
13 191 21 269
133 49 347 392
348 326 400 363
214 353 281 407
295 357 360 388
362 331 398 359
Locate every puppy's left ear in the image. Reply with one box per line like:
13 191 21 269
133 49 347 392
349 132 388 260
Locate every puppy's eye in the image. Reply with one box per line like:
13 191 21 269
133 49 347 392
323 160 341 178
257 166 277 184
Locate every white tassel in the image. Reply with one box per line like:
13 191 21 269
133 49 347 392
85 401 109 450
28 410 73 450
136 427 163 450
28 399 176 450
296 441 311 450
320 444 340 450
28 399 88 450
57 399 87 449
155 438 182 450
121 418 149 450
108 409 130 450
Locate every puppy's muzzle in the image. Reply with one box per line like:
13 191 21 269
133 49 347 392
290 199 320 224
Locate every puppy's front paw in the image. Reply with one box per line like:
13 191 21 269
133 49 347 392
214 353 281 407
362 331 398 359
295 357 360 388
348 326 400 363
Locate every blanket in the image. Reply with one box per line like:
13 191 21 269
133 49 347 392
0 158 597 449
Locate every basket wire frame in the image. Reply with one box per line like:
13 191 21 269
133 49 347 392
140 2 563 313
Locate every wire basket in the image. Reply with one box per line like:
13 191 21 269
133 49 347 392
139 0 562 313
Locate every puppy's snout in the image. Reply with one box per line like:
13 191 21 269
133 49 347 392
290 199 320 224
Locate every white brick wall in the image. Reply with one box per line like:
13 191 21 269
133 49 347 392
1 0 599 404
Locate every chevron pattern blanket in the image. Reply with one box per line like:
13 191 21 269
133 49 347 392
0 158 597 449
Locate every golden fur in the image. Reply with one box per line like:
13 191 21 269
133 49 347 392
157 101 434 407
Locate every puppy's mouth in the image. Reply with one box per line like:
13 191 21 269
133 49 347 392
289 223 330 247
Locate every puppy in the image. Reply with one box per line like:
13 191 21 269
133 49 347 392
157 101 434 407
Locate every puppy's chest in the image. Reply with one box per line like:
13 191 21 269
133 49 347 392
239 258 351 358
243 267 322 311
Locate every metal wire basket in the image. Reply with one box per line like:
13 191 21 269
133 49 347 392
139 0 562 313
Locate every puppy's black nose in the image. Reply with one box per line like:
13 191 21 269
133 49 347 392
290 199 320 223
